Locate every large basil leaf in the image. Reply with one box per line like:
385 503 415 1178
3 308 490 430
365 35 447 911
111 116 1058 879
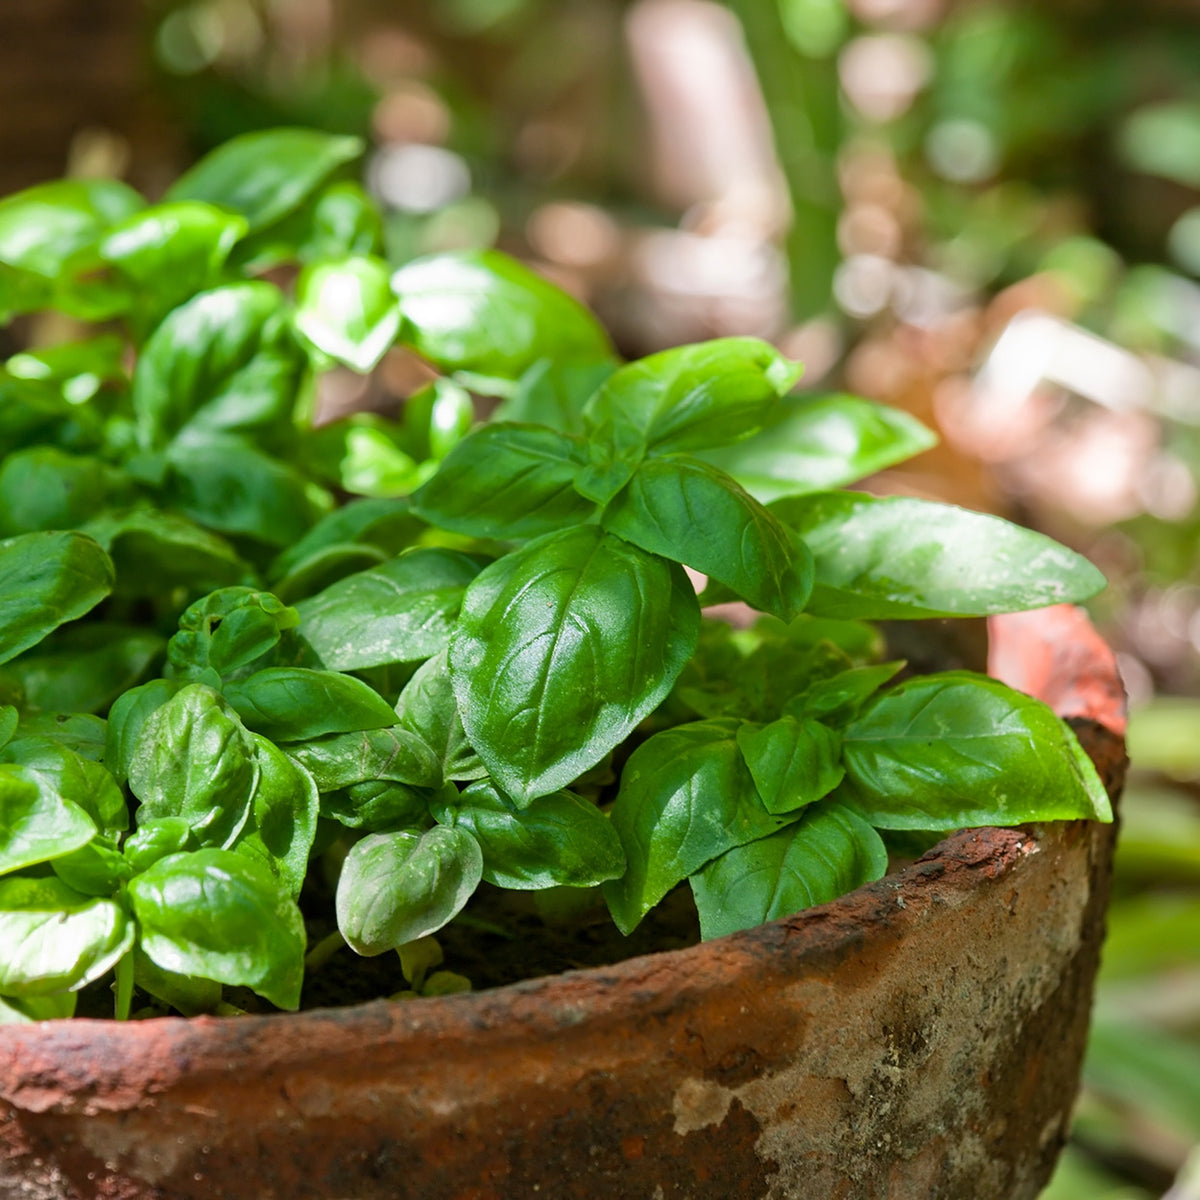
294 255 400 372
285 724 441 791
128 848 307 1010
602 456 811 622
582 338 801 456
268 497 422 583
104 679 182 788
0 531 113 665
335 826 482 955
840 672 1113 829
690 802 888 939
410 423 596 539
736 716 844 815
771 492 1107 619
432 778 625 890
0 763 95 875
296 547 482 670
166 128 363 233
3 737 127 834
223 667 398 742
603 719 794 934
132 947 221 1017
450 526 700 804
16 712 107 761
394 648 485 781
0 875 132 996
127 684 259 848
0 993 77 1023
493 359 616 432
392 249 613 383
0 448 133 536
132 282 304 451
230 736 320 899
699 393 936 502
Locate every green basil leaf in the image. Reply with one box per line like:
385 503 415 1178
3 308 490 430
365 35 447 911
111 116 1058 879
690 802 888 939
6 334 126 403
394 648 485 782
299 413 423 498
164 435 331 547
399 377 475 464
410 423 595 539
296 547 483 670
16 713 107 761
335 826 482 955
492 359 617 432
132 282 304 451
128 848 307 1010
2 738 127 834
132 946 221 1017
736 716 844 815
698 393 936 503
271 544 389 605
104 679 182 789
269 497 420 579
0 707 16 749
785 661 906 725
229 736 319 898
285 724 441 791
4 623 163 714
582 338 801 456
128 684 258 848
0 448 134 536
99 201 247 333
451 526 700 804
166 127 363 233
840 672 1113 829
0 531 114 665
433 778 624 890
51 840 131 897
0 875 132 995
603 719 794 934
122 817 194 874
0 762 95 874
392 249 613 383
0 992 76 1023
169 587 300 682
223 667 398 742
294 255 400 373
602 456 811 622
319 779 430 832
771 492 1108 619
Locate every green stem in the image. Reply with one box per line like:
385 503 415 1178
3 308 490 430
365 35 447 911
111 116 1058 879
114 952 134 1022
304 929 347 971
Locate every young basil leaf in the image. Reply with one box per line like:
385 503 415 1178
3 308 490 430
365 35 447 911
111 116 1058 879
451 526 701 804
0 531 114 665
0 993 77 1023
127 684 258 848
169 587 300 682
299 413 423 497
698 393 937 503
3 737 128 834
268 497 422 583
4 623 163 714
128 848 307 1011
51 840 131 897
392 249 613 384
229 736 319 899
296 547 483 670
432 778 625 890
602 456 812 622
603 719 794 935
771 492 1108 619
492 359 617 432
104 679 182 789
690 802 888 939
122 817 194 874
410 423 596 539
132 946 221 1017
132 282 304 451
16 713 107 761
302 182 384 260
319 780 431 832
0 875 133 996
164 435 331 547
785 661 906 726
394 377 475 463
0 762 95 875
394 648 486 782
285 724 441 791
166 127 363 233
294 255 401 373
582 338 801 456
0 448 134 536
840 671 1113 829
335 826 483 955
736 716 844 815
223 667 398 742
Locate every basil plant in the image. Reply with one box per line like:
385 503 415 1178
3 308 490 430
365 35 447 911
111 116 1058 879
0 129 1110 1022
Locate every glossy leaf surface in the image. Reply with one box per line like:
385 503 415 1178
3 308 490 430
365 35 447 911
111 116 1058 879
223 667 398 742
294 255 400 372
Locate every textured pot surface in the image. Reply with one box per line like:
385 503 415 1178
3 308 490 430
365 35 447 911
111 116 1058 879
0 605 1127 1200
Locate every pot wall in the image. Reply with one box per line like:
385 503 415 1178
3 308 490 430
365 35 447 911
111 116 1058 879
0 604 1127 1200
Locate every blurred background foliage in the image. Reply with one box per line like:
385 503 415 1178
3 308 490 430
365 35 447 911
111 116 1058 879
2 0 1200 1192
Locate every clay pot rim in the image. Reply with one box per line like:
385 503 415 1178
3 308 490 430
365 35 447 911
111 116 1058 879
1 603 1126 1061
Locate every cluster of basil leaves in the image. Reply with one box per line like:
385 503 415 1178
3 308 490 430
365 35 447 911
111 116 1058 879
0 128 1111 1022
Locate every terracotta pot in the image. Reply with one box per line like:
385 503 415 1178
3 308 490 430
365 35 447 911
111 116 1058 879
0 604 1127 1200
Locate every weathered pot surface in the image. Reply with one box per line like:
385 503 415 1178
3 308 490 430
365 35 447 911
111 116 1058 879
0 604 1127 1200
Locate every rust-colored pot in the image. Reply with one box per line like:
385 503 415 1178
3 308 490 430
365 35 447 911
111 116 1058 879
0 605 1127 1200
